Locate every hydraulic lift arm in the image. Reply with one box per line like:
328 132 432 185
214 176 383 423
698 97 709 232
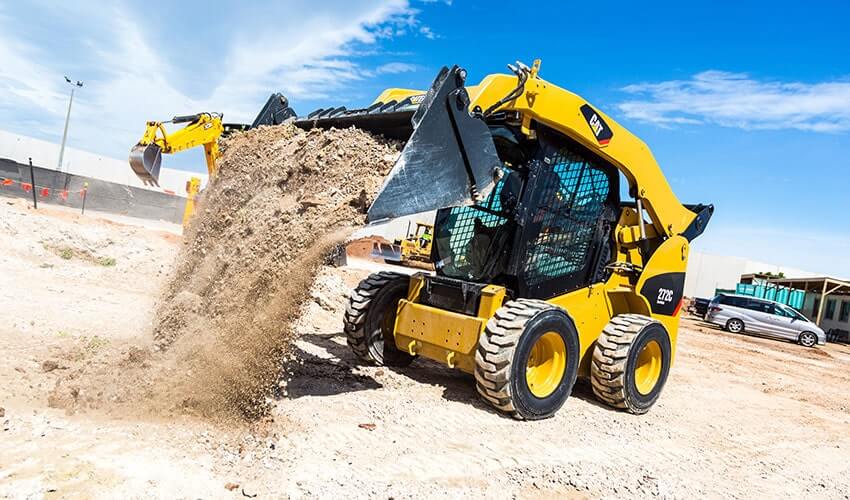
464 69 710 241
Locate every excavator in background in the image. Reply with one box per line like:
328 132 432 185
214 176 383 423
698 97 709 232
135 59 713 420
372 221 434 268
128 93 295 224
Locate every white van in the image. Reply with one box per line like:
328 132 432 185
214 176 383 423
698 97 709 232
705 294 825 347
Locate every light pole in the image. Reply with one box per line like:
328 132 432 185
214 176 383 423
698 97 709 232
57 76 83 172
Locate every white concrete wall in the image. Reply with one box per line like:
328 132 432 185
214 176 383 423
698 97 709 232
0 129 206 196
682 251 816 299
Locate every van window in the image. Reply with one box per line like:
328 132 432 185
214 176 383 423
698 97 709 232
775 305 805 320
773 306 792 317
746 299 773 314
785 307 808 322
719 295 747 307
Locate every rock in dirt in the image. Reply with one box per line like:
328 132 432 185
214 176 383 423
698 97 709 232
123 346 151 365
224 483 239 491
149 124 400 420
41 360 61 373
0 407 5 418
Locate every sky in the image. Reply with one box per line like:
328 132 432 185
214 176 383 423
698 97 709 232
1 1 849 277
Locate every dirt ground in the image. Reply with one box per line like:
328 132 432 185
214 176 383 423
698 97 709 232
2 199 849 499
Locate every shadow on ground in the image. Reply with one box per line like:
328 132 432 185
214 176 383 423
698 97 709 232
287 331 618 416
283 333 382 399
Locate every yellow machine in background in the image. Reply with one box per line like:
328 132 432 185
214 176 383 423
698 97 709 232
292 59 716 420
183 176 202 226
129 112 222 226
129 112 224 186
372 222 434 267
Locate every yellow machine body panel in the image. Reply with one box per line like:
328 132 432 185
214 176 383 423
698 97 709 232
393 268 682 378
371 88 425 106
633 235 691 360
394 277 506 374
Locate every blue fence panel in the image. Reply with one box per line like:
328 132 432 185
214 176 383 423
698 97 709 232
735 282 807 311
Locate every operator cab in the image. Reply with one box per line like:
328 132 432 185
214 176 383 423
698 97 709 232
430 122 619 302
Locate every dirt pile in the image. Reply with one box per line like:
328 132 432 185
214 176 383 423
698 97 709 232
146 124 399 419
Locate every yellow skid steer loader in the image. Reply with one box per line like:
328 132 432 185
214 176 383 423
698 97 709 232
262 60 713 419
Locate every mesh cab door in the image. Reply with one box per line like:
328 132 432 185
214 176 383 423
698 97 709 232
517 139 618 299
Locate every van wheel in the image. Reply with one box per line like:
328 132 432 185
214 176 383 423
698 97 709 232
798 332 818 348
725 318 744 333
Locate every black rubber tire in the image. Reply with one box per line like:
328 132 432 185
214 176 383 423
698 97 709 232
343 271 415 367
725 318 745 334
590 314 672 415
474 299 580 420
798 331 818 348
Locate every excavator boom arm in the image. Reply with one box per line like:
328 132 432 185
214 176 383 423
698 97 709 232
129 113 223 186
129 93 294 187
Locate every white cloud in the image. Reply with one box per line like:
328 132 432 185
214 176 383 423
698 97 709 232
618 71 850 132
419 26 437 39
376 62 418 74
0 12 66 118
0 1 427 170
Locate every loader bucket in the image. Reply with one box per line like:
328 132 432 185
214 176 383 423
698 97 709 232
295 98 418 141
369 66 501 222
129 143 163 186
294 65 502 222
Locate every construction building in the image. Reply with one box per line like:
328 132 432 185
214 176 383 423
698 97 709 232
763 277 850 332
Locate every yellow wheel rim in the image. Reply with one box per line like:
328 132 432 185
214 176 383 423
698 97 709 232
525 332 567 398
634 340 662 395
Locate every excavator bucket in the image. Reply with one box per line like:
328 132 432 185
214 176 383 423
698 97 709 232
129 143 163 186
294 65 502 222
